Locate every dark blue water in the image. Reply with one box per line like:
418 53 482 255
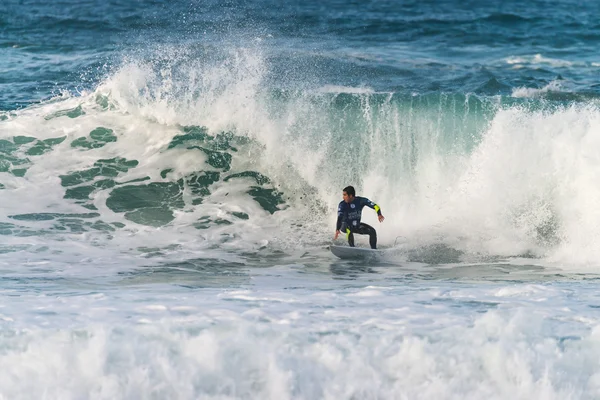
3 0 600 110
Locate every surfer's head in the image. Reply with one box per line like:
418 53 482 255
342 186 355 203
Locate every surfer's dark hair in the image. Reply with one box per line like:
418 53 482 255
343 186 355 196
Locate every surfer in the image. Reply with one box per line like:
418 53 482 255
334 186 385 249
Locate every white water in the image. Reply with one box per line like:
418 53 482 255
1 263 600 400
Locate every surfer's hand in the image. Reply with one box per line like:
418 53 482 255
378 214 385 223
334 230 340 240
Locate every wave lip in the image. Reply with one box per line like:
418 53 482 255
506 54 576 68
316 85 375 94
511 80 563 98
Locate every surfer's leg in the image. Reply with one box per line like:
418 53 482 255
346 228 355 247
358 223 377 249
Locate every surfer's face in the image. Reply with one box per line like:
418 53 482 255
343 191 354 203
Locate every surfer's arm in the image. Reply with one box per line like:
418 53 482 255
335 202 344 231
362 198 382 216
335 202 348 240
363 198 385 222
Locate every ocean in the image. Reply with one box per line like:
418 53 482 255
2 0 600 398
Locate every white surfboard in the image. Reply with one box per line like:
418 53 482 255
329 245 382 260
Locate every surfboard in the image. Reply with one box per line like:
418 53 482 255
329 245 382 260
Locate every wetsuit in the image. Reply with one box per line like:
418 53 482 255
336 196 382 249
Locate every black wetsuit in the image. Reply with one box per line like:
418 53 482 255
336 196 382 249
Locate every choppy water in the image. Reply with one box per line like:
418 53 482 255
2 0 600 398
